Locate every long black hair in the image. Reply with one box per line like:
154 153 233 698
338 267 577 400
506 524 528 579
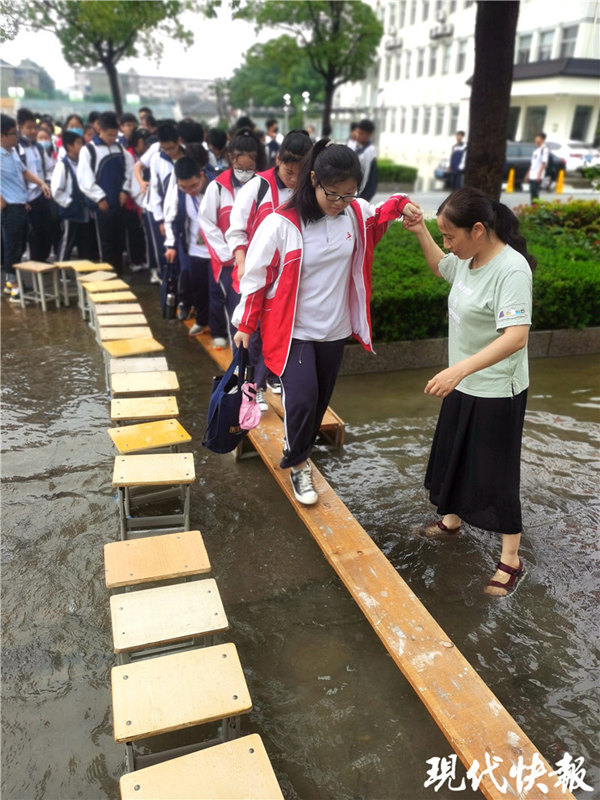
278 129 312 163
438 187 537 272
285 139 363 223
229 127 266 172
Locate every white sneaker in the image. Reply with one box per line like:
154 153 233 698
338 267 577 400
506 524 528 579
130 263 148 273
256 388 268 412
149 268 161 284
189 323 208 336
212 337 227 349
267 377 282 394
290 464 318 505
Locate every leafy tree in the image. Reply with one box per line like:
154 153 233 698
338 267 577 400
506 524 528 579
228 35 323 114
464 1 520 198
0 0 199 113
236 0 382 134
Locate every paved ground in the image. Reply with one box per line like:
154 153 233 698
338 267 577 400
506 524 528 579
372 185 597 217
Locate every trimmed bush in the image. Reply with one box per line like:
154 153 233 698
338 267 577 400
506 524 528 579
377 159 418 184
370 201 600 341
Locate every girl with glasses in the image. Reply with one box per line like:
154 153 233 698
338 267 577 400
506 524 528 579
233 139 421 505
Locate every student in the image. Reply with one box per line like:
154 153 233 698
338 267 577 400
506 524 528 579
77 111 134 274
17 107 55 262
164 152 216 335
87 111 101 137
123 125 148 272
138 107 153 129
199 128 266 348
1 113 51 301
346 121 359 150
51 130 97 262
354 119 378 202
232 141 420 504
83 124 95 144
264 118 283 167
525 132 548 204
403 186 534 597
119 112 138 148
226 129 313 407
64 114 85 137
207 128 229 174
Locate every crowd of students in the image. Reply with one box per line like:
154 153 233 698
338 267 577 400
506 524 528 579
1 104 535 597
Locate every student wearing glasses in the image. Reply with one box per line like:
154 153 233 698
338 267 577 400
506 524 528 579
233 140 421 505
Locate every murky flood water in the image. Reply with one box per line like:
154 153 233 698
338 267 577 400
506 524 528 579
2 283 599 800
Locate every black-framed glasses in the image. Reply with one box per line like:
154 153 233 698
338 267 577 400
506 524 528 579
318 182 357 203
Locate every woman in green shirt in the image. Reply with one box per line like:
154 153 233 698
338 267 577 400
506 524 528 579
404 186 535 597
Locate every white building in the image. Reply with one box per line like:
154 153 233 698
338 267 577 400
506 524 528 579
333 0 600 188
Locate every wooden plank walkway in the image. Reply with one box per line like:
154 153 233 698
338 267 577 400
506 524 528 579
242 408 573 800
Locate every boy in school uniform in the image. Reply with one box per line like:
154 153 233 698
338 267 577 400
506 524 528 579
51 130 97 262
354 118 378 202
77 111 134 275
163 151 217 334
207 128 229 174
1 113 51 301
17 107 55 262
122 121 148 273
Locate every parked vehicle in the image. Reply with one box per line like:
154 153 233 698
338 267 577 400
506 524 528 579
546 140 600 173
434 142 566 191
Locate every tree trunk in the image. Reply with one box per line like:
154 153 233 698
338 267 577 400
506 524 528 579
464 1 520 199
321 78 335 137
103 58 123 115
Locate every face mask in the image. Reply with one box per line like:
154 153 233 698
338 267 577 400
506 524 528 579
68 127 84 137
234 168 255 184
39 140 52 150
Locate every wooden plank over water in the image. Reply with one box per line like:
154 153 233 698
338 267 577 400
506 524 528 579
244 409 574 800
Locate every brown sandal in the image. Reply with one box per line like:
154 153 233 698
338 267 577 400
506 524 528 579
420 519 461 539
485 559 525 597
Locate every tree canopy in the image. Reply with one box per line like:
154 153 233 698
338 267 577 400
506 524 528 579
228 35 324 113
0 0 200 112
235 0 382 133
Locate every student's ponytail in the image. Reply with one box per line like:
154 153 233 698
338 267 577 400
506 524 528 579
438 187 537 272
285 139 363 223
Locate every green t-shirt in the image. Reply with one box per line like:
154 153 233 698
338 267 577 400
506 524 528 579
438 244 532 398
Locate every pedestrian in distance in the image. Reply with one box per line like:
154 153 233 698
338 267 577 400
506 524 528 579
525 131 548 204
402 185 535 597
232 140 421 506
448 130 467 190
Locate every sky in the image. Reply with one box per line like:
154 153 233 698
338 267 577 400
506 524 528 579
1 4 275 90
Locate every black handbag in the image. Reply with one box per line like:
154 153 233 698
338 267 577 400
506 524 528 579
202 346 250 454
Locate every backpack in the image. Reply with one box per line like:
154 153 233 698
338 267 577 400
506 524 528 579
58 157 87 222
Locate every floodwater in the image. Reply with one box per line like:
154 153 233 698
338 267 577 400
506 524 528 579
1 282 599 800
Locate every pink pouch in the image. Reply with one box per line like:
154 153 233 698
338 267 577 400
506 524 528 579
239 382 261 430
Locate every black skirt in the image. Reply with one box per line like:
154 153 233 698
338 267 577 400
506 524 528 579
425 388 527 535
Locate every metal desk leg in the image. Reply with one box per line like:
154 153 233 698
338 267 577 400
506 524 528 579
15 271 25 309
38 272 48 312
183 485 191 531
52 269 60 310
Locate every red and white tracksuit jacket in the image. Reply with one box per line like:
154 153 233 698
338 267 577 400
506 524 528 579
225 167 288 257
198 168 240 286
232 194 412 376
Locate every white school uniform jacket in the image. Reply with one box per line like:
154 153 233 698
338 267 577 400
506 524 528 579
225 167 292 257
149 150 176 222
198 168 241 284
17 139 53 202
77 136 134 207
162 177 209 258
50 155 88 219
232 194 412 376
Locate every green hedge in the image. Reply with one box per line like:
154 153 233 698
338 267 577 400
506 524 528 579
377 159 418 184
370 201 600 341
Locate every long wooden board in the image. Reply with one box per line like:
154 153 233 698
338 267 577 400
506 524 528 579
243 408 575 800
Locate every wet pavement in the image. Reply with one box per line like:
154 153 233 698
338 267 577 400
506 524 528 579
1 281 599 799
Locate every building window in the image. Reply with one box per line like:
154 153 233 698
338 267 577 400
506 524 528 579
395 53 402 81
389 2 396 30
538 30 554 61
429 45 438 76
423 106 432 134
524 106 547 140
385 56 392 82
516 34 532 65
507 107 521 141
560 25 578 58
422 0 429 21
400 107 407 133
411 106 420 134
449 104 459 134
399 0 406 28
571 105 593 140
464 0 474 7
456 39 467 72
435 105 445 136
442 43 451 74
435 0 444 15
449 0 457 12
405 50 412 79
417 47 425 77
410 0 417 25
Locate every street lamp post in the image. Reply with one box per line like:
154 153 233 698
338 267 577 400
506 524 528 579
301 91 310 130
283 93 291 134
